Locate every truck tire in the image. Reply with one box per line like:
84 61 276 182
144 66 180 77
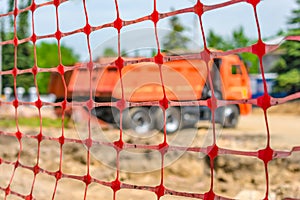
123 107 155 134
222 105 239 128
91 106 118 124
155 107 181 134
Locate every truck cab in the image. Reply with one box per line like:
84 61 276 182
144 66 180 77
207 55 252 128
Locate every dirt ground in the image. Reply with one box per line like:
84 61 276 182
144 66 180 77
0 102 300 200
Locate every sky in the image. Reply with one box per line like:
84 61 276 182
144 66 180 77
0 0 298 60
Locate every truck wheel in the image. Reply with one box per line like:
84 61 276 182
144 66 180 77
155 107 181 134
222 105 239 128
123 107 154 134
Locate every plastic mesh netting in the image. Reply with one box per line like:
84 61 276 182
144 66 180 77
1 0 300 199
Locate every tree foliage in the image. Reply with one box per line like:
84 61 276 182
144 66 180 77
162 14 190 52
1 0 34 92
36 42 79 68
1 0 79 94
207 27 250 50
271 0 300 93
36 42 79 94
207 27 259 74
103 47 118 57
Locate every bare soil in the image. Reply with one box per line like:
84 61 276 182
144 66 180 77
0 103 300 200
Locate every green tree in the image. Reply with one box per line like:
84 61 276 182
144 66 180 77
103 47 117 57
271 0 300 93
162 14 190 52
207 27 259 74
9 0 31 39
207 30 232 50
36 42 79 94
1 0 34 92
1 0 79 95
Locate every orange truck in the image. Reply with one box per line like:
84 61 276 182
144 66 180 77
49 54 251 134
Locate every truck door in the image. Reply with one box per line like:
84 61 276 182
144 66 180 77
211 58 223 99
221 56 249 100
200 58 223 100
216 55 251 128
